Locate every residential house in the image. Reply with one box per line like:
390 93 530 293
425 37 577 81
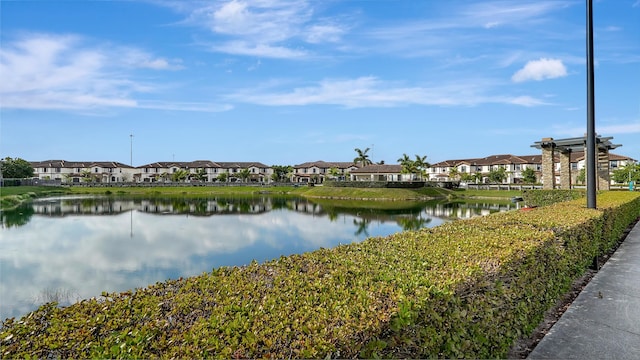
215 162 273 183
428 152 635 185
137 161 273 183
350 164 408 181
30 160 135 183
292 161 359 183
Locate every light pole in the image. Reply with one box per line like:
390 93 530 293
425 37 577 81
586 0 596 208
130 133 134 167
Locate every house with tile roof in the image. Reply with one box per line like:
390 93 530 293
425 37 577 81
30 160 136 183
136 161 273 183
292 161 359 183
428 152 635 185
350 164 408 181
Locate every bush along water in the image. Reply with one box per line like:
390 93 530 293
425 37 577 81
1 192 639 358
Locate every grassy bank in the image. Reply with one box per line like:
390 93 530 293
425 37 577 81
2 191 638 358
0 186 70 209
0 184 514 209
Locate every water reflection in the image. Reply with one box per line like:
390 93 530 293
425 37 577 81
0 196 516 320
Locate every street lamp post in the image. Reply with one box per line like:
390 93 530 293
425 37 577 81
130 134 134 167
586 0 596 208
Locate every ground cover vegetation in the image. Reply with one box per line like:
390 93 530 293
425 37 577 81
0 186 68 209
2 191 638 358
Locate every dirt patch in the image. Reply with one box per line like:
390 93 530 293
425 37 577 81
507 217 639 359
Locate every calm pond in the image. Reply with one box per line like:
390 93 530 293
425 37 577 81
0 195 518 320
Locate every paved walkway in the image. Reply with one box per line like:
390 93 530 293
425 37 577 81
528 220 640 359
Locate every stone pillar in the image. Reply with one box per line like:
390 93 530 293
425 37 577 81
541 138 555 190
559 150 572 189
598 148 610 190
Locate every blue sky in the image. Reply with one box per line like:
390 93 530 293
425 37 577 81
1 0 639 166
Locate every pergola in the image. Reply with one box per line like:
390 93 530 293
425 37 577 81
531 136 621 190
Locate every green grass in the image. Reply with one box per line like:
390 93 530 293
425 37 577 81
0 186 70 209
0 186 69 197
453 188 522 199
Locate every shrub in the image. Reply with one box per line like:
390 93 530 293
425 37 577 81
2 193 638 358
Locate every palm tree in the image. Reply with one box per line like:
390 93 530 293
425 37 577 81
354 147 372 167
328 167 341 181
397 153 416 180
413 155 429 180
238 168 251 183
448 167 460 181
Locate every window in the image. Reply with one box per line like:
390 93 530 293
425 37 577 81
610 161 618 168
43 168 47 172
56 168 61 173
571 163 578 170
155 168 159 173
94 168 99 173
145 168 149 173
514 164 521 171
312 168 317 174
536 165 542 171
460 166 467 173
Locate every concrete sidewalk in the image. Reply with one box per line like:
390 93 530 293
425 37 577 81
528 220 640 359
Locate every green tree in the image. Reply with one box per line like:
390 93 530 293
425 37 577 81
577 168 586 184
448 167 460 181
354 147 372 167
522 167 537 183
487 167 507 183
612 163 640 184
217 172 228 183
271 165 293 182
460 172 477 182
80 169 93 183
413 154 430 180
194 168 208 181
0 157 34 178
328 167 341 181
171 169 188 182
397 153 416 180
238 168 251 183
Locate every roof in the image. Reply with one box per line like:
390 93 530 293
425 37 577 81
531 135 622 152
351 164 403 173
294 161 359 169
30 160 135 169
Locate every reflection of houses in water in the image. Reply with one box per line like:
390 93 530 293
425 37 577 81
137 199 271 215
424 202 517 219
32 199 136 216
288 199 324 215
31 198 273 216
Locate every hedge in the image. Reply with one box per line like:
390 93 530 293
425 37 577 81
1 192 639 358
522 189 585 207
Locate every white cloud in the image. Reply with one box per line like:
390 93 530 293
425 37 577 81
178 0 345 59
511 58 568 82
211 40 308 59
228 76 548 108
0 33 226 112
508 96 548 107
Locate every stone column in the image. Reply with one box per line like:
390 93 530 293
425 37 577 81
559 150 572 190
541 138 555 190
598 148 610 190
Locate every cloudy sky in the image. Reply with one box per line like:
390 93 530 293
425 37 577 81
1 0 639 166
